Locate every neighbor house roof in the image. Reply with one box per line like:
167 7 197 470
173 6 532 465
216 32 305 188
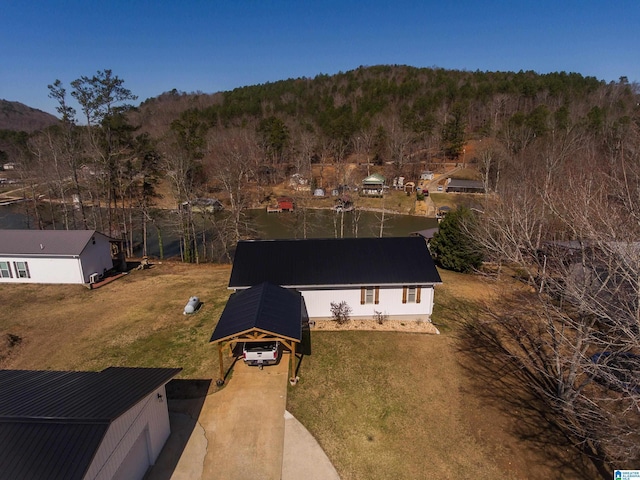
362 173 385 184
210 282 304 343
446 179 484 190
0 229 110 256
0 366 181 480
229 237 442 288
411 227 439 241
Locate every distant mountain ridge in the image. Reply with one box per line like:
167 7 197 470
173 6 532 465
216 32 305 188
0 100 58 132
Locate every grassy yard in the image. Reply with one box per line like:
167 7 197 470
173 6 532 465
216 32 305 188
287 331 505 479
287 269 599 479
428 192 489 212
0 262 233 377
0 263 598 479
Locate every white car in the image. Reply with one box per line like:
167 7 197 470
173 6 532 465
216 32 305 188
242 341 280 369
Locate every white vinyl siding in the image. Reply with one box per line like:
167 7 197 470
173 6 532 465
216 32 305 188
0 257 84 284
300 285 435 320
87 385 171 480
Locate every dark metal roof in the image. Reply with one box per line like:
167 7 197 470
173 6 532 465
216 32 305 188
210 282 305 343
0 422 108 480
411 228 439 240
0 229 107 256
0 367 181 480
229 237 442 288
447 179 484 190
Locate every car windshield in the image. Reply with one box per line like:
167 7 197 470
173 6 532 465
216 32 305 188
245 341 277 352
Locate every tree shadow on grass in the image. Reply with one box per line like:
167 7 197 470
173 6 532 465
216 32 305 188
455 314 611 479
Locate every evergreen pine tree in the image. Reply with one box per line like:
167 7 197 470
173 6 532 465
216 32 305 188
430 207 483 273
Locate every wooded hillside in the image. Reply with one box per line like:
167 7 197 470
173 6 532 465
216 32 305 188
1 66 638 261
0 100 58 132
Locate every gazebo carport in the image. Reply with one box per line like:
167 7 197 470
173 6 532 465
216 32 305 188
210 282 310 386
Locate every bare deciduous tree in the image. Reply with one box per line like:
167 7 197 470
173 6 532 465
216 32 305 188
471 119 640 471
205 128 258 258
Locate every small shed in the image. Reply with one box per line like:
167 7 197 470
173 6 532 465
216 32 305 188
0 367 181 480
210 282 311 385
277 197 294 212
404 181 416 193
361 173 385 197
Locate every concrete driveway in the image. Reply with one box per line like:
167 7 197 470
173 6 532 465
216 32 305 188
147 353 340 480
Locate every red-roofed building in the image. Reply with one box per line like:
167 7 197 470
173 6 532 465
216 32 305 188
277 197 294 212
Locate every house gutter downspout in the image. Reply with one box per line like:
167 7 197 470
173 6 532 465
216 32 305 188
75 255 86 285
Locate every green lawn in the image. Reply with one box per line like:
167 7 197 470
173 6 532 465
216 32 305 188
286 269 507 479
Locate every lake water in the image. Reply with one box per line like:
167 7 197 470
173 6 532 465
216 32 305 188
0 204 438 259
0 206 32 229
249 208 437 239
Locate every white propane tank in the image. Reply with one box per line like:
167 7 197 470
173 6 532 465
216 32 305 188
184 296 200 315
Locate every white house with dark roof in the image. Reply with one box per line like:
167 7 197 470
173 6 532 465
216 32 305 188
229 237 442 322
445 178 485 193
0 229 123 285
0 366 181 480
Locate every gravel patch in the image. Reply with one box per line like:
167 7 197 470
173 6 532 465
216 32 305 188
311 319 440 334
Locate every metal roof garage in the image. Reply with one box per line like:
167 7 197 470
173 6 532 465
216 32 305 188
0 367 181 480
210 282 311 385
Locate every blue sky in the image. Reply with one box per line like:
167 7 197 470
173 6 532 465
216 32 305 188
2 0 638 117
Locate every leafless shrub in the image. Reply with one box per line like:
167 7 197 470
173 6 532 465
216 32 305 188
330 301 352 325
373 310 388 325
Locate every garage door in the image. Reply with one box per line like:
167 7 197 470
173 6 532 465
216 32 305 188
113 428 151 480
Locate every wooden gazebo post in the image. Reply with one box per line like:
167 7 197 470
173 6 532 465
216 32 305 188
216 343 225 386
289 342 297 385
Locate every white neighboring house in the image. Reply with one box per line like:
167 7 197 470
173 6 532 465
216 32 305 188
0 229 123 284
228 237 442 322
0 367 181 480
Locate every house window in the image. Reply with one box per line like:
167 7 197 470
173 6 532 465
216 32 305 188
13 261 30 279
407 287 417 303
365 287 374 304
361 286 380 305
402 286 422 304
0 262 12 278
